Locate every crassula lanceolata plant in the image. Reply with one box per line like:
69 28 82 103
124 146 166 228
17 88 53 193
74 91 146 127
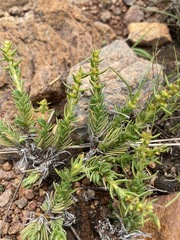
0 41 179 239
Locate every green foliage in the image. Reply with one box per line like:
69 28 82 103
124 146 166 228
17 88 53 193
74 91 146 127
0 41 35 132
50 219 67 240
0 41 179 239
88 50 109 138
21 219 49 240
131 37 152 60
0 120 23 147
52 69 87 150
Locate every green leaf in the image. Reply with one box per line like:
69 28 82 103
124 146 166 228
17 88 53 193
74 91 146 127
35 118 54 149
22 171 41 188
0 120 22 147
50 219 67 240
12 90 35 131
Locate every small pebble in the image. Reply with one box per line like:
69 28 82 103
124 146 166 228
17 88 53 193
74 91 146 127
15 197 28 209
0 169 15 181
12 178 21 188
2 162 13 171
90 204 95 209
24 189 35 200
74 182 81 188
8 6 21 16
154 176 177 192
12 214 20 223
82 177 90 186
22 210 30 224
94 200 99 206
0 220 9 235
76 189 81 196
86 189 95 199
100 10 111 23
36 196 44 203
39 188 46 197
148 162 156 169
27 200 37 211
0 189 13 208
123 0 135 6
8 222 23 235
14 207 22 214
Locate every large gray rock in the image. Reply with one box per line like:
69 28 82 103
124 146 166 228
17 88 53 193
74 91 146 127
67 40 163 140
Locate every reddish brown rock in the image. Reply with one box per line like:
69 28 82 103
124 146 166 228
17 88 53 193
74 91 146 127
27 200 37 211
22 209 30 224
143 193 180 240
0 220 9 235
8 222 23 235
0 169 15 180
0 0 102 119
0 189 13 207
24 188 35 200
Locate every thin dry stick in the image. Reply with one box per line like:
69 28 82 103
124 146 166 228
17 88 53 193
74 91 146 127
70 226 81 240
138 137 180 143
132 138 180 147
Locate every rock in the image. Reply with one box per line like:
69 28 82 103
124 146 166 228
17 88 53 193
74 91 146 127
0 0 102 119
154 176 177 192
143 193 180 240
0 10 6 18
15 197 28 209
14 207 22 214
0 220 9 235
67 0 90 3
0 169 15 180
8 222 23 235
8 6 22 16
82 177 91 186
128 22 172 46
24 188 35 200
12 178 21 188
0 151 20 164
100 10 111 23
0 189 13 207
30 65 62 104
67 40 163 141
0 0 29 11
124 5 144 26
112 7 121 16
27 200 37 211
93 21 116 44
123 0 136 6
2 162 13 171
22 209 30 223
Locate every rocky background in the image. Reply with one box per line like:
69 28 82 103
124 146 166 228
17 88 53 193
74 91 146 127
0 0 180 239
